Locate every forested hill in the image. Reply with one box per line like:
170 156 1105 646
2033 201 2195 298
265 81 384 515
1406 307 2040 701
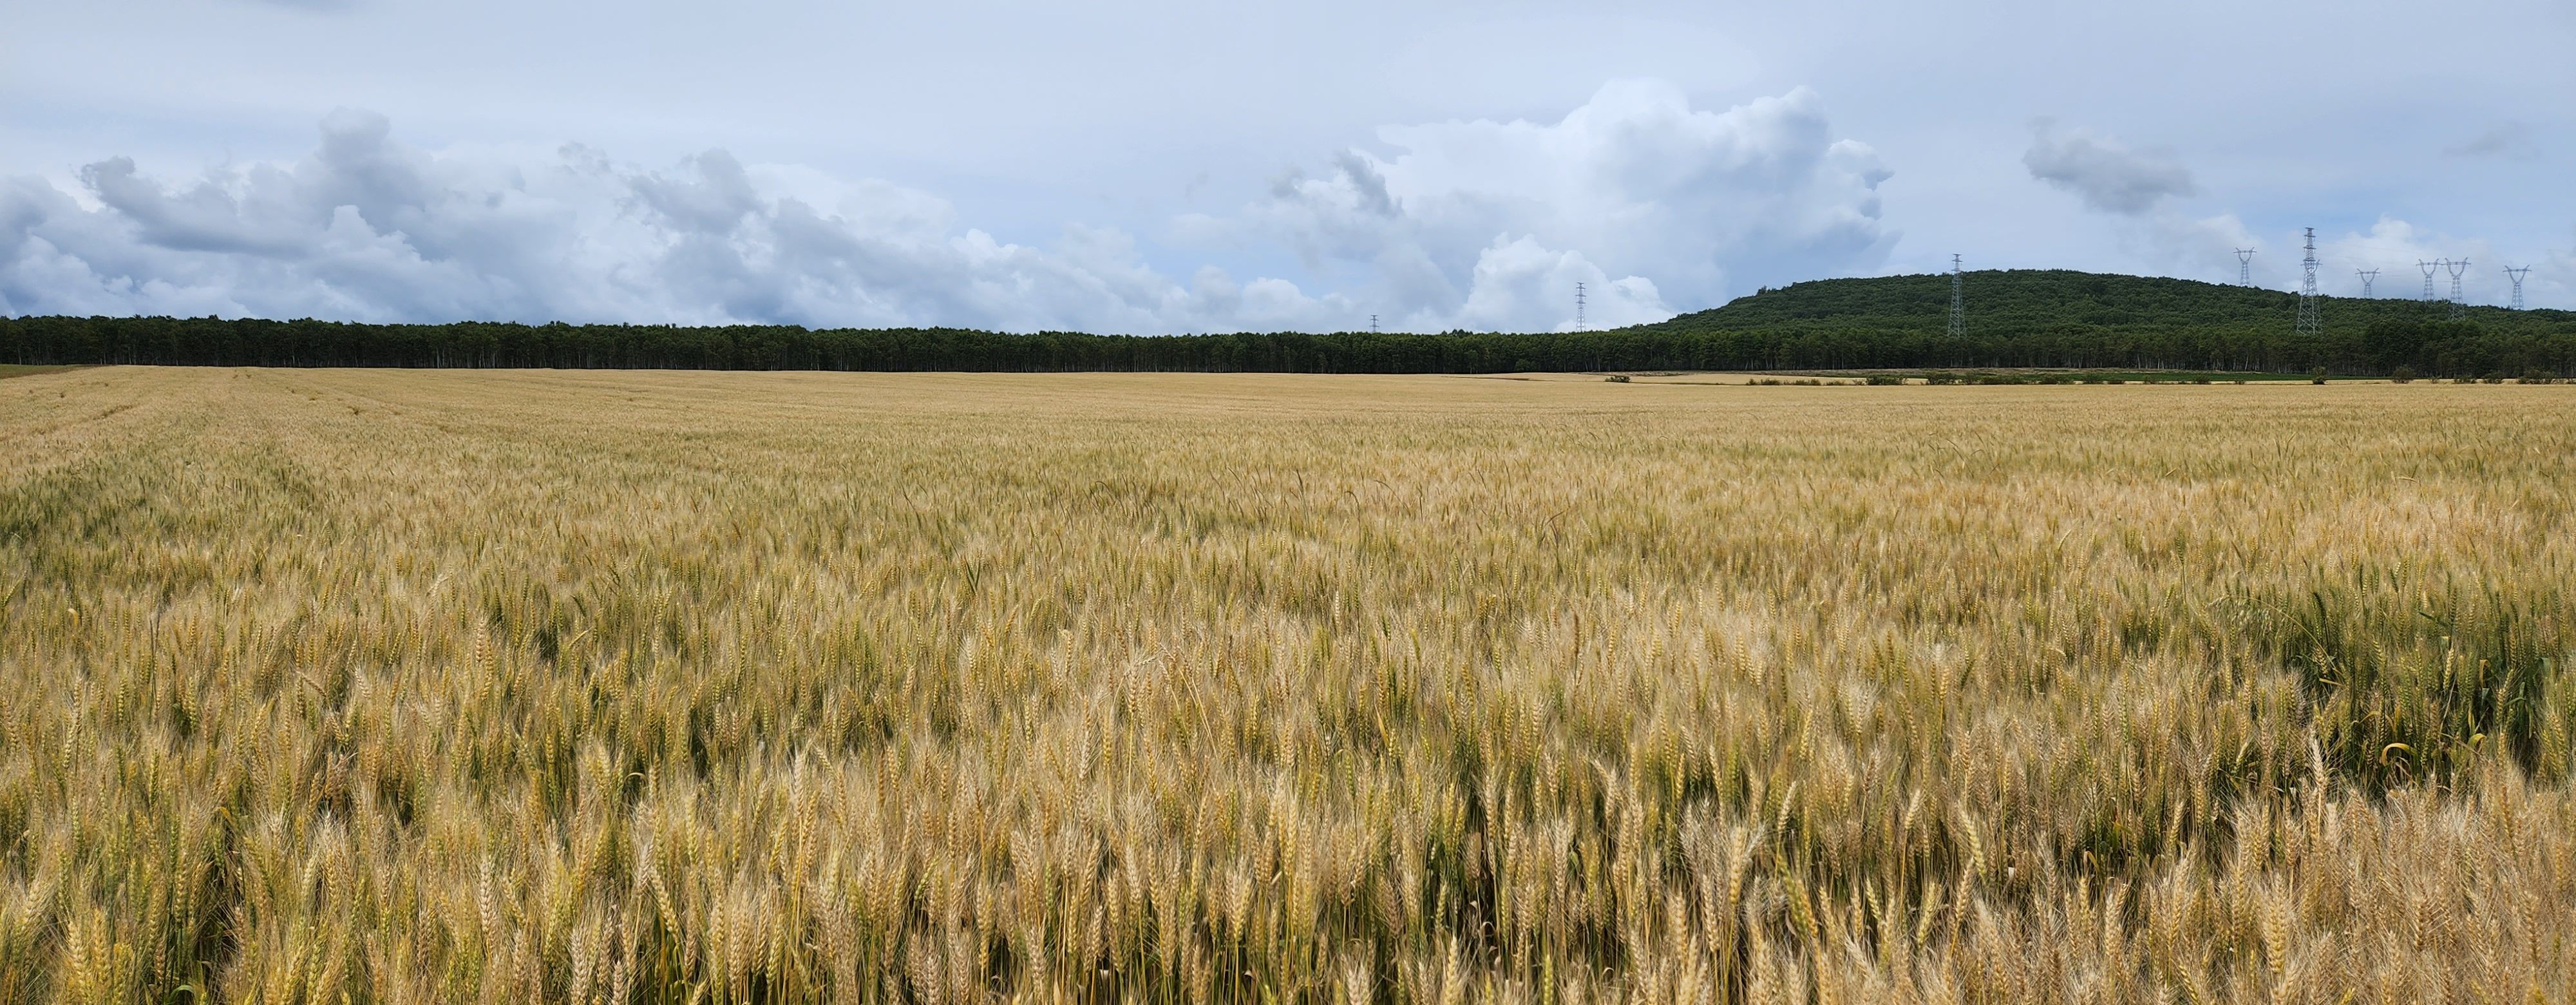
1641 269 2574 376
3 268 2570 376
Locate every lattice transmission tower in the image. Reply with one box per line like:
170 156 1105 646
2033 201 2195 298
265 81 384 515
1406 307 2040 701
2236 248 2258 287
2355 269 2378 298
1947 255 1965 339
1370 314 1379 333
2296 228 2321 340
1574 283 1587 332
2419 261 2441 303
2446 258 2472 320
2503 266 2532 311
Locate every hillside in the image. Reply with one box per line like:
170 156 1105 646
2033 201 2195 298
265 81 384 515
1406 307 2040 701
4 269 2572 376
1639 269 2576 376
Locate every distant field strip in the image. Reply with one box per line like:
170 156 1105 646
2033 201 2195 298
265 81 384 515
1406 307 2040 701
2 368 2573 1003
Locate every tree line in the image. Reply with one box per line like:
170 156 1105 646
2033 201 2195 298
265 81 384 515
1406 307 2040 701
6 269 2570 376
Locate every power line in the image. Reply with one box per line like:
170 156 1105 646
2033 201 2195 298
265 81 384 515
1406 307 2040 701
2355 268 2378 298
2446 258 2472 320
2296 227 2320 340
2236 248 2258 287
1947 254 1965 339
2503 266 2532 311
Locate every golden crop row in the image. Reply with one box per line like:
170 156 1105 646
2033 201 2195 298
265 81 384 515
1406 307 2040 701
1 367 2571 1003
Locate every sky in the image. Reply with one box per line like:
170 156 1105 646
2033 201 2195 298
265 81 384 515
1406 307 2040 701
3 0 2570 331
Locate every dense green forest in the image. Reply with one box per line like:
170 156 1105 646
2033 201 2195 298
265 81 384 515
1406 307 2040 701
5 269 2570 376
1642 269 2575 376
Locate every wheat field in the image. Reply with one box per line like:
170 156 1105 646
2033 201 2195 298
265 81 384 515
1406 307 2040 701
3 367 2572 1004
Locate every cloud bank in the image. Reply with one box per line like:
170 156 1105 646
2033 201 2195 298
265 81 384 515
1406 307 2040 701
0 82 1895 332
1211 81 1893 331
0 110 1253 331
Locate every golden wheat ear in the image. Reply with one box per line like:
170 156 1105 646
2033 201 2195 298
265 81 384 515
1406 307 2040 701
7 368 2573 1003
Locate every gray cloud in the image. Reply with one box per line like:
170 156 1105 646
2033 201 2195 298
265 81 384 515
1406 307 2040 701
1 83 1896 332
2445 122 2539 160
0 109 1345 331
631 150 764 235
2 110 1229 329
2023 120 2197 215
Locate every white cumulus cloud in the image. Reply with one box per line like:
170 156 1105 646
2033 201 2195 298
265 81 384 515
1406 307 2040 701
1202 79 1894 330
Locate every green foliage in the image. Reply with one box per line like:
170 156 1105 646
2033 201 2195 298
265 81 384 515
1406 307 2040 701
5 269 2571 377
2251 584 2564 794
1640 270 2576 378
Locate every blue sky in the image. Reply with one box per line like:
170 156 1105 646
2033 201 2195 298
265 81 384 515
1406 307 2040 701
4 0 2570 330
